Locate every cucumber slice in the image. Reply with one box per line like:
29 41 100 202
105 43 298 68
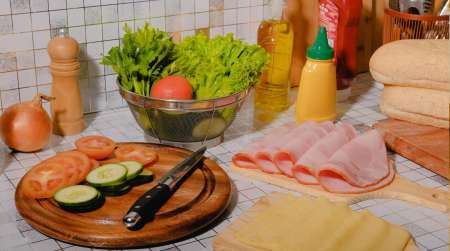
86 164 127 187
99 181 129 192
128 169 154 186
59 194 105 212
192 117 226 139
120 161 144 180
100 185 132 197
54 185 99 207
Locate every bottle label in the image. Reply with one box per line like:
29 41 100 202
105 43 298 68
319 0 338 48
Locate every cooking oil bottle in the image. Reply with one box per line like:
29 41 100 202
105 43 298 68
254 0 293 124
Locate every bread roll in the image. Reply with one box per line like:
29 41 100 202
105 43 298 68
370 39 449 91
380 86 449 128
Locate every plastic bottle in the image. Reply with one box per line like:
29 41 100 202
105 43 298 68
254 0 294 123
284 0 320 87
319 0 362 101
48 28 85 135
296 27 336 123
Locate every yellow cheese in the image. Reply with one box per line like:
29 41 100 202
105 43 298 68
234 194 411 251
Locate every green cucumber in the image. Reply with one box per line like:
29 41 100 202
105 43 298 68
86 164 127 187
98 181 129 192
59 194 105 212
100 185 132 197
192 116 226 140
128 169 154 186
54 185 100 207
120 161 144 180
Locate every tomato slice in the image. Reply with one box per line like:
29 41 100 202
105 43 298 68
22 163 69 199
100 158 121 165
45 151 92 184
114 144 158 165
44 157 80 185
57 151 92 183
75 135 116 160
90 158 100 169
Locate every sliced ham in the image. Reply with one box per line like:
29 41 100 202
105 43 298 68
292 123 358 185
317 164 394 194
317 129 394 193
232 123 296 170
254 121 317 174
273 121 334 177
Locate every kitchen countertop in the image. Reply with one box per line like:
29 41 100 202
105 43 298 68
0 73 448 251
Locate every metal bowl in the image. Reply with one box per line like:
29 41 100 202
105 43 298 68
118 81 250 143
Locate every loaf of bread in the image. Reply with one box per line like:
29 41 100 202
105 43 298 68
380 86 449 128
370 39 449 91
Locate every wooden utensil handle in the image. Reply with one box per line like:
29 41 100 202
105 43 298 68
231 162 449 212
379 174 448 212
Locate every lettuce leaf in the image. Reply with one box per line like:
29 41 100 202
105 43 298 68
102 23 269 100
163 34 269 99
101 23 174 96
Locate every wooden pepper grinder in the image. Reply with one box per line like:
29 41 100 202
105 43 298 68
48 28 85 135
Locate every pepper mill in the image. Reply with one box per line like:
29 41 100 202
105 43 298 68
48 28 85 135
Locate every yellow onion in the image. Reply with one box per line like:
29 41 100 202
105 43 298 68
0 94 54 152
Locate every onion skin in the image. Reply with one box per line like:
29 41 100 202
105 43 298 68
0 94 54 152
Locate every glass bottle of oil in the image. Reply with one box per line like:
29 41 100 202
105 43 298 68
254 0 293 124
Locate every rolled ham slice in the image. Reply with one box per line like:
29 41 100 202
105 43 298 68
232 123 296 170
317 129 394 193
273 121 334 177
254 121 317 174
292 123 357 185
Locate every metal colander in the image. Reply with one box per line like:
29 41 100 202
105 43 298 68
118 81 250 143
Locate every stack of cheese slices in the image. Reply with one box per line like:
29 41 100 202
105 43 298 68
370 39 449 129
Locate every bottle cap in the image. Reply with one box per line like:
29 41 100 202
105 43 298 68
307 26 334 60
51 27 68 38
270 0 285 19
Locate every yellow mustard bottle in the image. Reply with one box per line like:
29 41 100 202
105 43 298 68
296 27 336 123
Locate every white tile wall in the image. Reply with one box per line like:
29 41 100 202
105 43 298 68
0 0 267 113
31 11 50 30
12 13 31 33
0 1 12 15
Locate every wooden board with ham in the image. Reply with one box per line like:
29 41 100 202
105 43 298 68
232 121 448 212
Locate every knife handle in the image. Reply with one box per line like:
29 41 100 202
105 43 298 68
123 184 171 229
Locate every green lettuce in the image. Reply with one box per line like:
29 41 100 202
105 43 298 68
102 23 269 99
101 23 174 96
163 33 269 99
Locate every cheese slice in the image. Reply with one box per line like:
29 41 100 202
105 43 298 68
234 194 411 251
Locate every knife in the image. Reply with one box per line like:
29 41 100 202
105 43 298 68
123 146 207 230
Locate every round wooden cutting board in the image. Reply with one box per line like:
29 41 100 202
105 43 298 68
15 144 232 248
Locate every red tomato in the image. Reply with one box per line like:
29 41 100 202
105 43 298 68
22 163 69 199
90 158 100 169
75 135 116 160
114 144 158 165
100 158 121 165
44 157 80 185
57 151 92 183
150 76 193 100
45 151 92 184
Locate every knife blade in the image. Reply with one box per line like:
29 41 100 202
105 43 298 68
123 146 207 230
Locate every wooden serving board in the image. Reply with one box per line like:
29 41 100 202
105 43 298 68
213 192 419 251
232 160 448 212
15 144 232 249
374 119 449 178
